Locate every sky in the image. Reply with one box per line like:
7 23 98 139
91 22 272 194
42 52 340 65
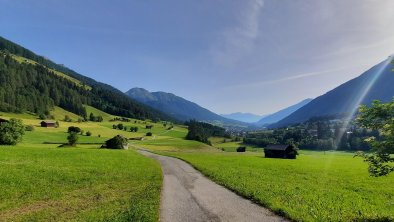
1 0 394 115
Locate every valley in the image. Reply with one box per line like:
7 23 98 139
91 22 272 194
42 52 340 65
1 107 393 221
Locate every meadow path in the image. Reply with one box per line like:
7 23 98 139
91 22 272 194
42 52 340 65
138 150 287 222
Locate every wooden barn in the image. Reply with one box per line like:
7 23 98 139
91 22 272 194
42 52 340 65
264 144 297 159
40 120 56 128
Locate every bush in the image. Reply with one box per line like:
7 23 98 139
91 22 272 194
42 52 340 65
67 132 78 146
117 123 124 130
68 126 81 133
64 115 72 122
25 125 35 131
86 131 92 136
39 114 46 120
104 135 128 149
146 132 153 136
0 118 25 145
236 147 246 152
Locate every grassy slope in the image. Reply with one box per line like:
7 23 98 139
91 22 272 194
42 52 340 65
137 135 394 221
84 105 115 122
0 111 171 221
11 54 91 90
50 106 82 121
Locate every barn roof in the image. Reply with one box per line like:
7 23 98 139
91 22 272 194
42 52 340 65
265 144 292 151
41 120 56 124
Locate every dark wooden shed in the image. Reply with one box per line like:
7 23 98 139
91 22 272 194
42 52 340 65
40 120 56 128
0 118 9 124
264 144 297 159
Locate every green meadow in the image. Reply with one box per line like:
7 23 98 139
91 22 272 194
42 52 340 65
136 139 394 221
0 107 168 221
1 106 394 221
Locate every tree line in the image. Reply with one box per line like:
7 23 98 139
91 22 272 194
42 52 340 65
185 120 229 145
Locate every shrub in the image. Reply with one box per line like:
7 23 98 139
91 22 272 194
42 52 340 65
117 123 124 130
0 118 25 145
64 115 72 122
86 131 92 136
146 132 153 136
67 132 78 146
25 125 35 131
104 135 128 149
68 126 81 133
39 113 46 120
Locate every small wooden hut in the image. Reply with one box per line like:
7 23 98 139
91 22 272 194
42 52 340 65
264 144 297 159
236 146 246 152
40 120 56 128
0 118 9 124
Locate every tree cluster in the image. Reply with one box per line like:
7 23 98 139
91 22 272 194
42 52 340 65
244 120 378 151
0 118 25 145
185 120 229 145
89 113 103 122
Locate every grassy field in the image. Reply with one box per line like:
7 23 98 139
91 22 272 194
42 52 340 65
154 150 394 221
3 107 394 221
0 144 161 221
137 136 394 221
0 111 169 221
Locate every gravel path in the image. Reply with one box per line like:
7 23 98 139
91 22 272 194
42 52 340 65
138 150 288 222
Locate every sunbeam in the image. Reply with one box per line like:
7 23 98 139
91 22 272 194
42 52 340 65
322 57 393 172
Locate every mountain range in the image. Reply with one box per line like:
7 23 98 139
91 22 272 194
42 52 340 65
125 88 245 126
0 36 174 122
271 56 394 128
255 99 313 126
1 35 393 130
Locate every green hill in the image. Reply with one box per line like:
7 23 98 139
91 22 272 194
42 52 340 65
0 36 174 122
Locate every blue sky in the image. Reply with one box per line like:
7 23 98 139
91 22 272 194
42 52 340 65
1 0 394 115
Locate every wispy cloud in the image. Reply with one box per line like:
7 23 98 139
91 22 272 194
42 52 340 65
230 63 369 89
210 0 264 66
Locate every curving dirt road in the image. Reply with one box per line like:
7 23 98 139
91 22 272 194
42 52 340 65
138 150 288 222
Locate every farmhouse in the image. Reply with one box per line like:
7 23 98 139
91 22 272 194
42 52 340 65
40 120 56 128
236 146 246 152
0 118 9 124
264 144 297 159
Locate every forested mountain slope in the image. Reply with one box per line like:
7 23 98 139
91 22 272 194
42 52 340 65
272 56 394 128
0 36 174 121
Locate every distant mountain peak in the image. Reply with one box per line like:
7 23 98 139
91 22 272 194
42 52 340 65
125 87 247 126
255 98 313 126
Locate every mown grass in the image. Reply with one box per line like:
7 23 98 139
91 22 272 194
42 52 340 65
211 139 263 152
133 137 212 152
157 150 394 221
0 144 161 221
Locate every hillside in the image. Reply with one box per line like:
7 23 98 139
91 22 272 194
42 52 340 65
0 36 174 121
255 98 312 126
220 112 265 123
125 88 246 126
272 56 394 128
